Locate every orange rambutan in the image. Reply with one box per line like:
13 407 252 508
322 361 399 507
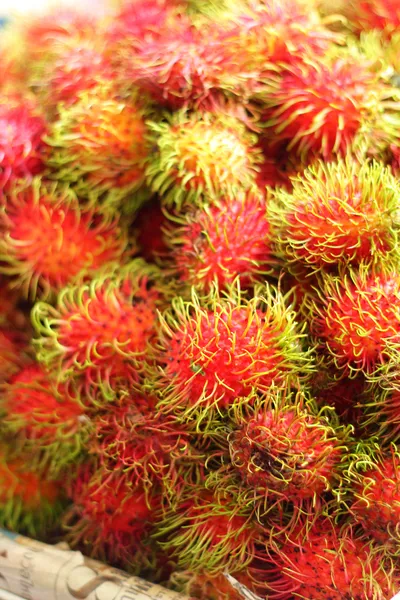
0 445 65 538
344 443 400 551
1 363 90 474
265 518 398 599
260 56 380 160
308 266 400 376
167 187 274 291
0 178 130 300
270 159 400 272
64 467 160 568
147 281 313 421
146 108 262 209
46 83 152 209
32 261 171 400
0 94 49 190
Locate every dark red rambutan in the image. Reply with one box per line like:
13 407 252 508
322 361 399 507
0 445 65 538
0 95 49 190
270 159 400 272
1 363 90 474
32 261 171 400
157 488 258 574
64 467 160 568
344 444 400 550
260 56 379 160
146 108 263 209
0 178 130 300
0 328 28 384
147 281 313 421
309 266 400 376
265 518 398 599
227 393 347 505
46 83 152 208
167 188 274 291
93 398 202 499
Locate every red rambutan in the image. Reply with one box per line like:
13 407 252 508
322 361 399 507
46 83 152 209
347 0 400 36
156 488 258 574
1 363 90 474
344 443 400 550
308 266 400 376
270 159 400 271
0 95 49 190
146 108 262 209
147 281 314 421
0 178 130 300
32 261 171 400
260 56 380 160
0 445 65 538
167 187 274 291
265 518 398 599
64 467 160 568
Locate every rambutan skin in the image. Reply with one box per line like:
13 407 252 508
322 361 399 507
347 0 400 35
32 261 172 399
146 281 314 419
265 519 398 599
146 108 263 209
167 187 274 291
46 83 152 207
270 159 400 271
0 95 49 189
0 178 130 300
1 363 90 474
260 57 380 160
308 266 400 376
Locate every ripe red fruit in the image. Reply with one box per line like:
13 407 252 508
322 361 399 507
0 446 64 538
65 468 160 567
0 96 49 189
310 267 400 375
32 261 170 399
2 364 89 474
148 282 313 419
266 518 398 599
167 188 273 291
347 0 400 36
270 159 400 271
0 178 129 300
261 57 378 160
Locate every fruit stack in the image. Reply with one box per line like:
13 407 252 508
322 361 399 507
1 0 400 598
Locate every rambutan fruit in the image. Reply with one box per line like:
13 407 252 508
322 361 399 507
224 391 348 510
1 363 90 475
46 83 152 209
344 443 400 551
0 94 49 190
146 108 263 209
64 467 160 568
308 265 400 376
0 445 65 539
265 518 398 599
93 398 204 499
32 260 171 400
156 488 258 574
347 0 400 36
0 178 130 300
169 569 255 600
166 187 274 292
260 55 381 160
270 159 400 272
146 280 314 422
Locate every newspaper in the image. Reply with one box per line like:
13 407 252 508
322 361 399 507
0 530 190 600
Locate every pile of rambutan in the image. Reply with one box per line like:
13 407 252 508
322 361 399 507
3 0 400 598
